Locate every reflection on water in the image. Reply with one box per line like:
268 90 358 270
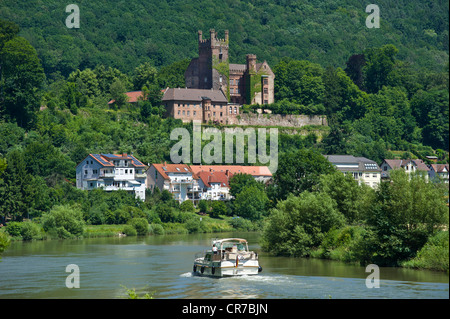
0 232 448 299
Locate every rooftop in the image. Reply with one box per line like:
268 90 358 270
162 88 228 103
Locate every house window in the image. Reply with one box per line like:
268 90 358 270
234 107 237 114
264 100 268 104
263 78 268 85
85 170 88 175
187 111 190 116
264 88 268 94
193 111 196 116
220 112 223 117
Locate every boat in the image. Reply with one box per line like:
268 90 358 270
193 238 262 277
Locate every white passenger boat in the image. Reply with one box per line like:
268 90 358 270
193 238 262 277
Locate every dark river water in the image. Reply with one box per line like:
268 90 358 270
0 232 448 299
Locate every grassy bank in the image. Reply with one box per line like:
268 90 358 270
0 213 246 241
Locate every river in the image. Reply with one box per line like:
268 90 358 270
0 232 448 299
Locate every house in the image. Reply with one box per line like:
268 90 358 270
107 91 143 105
380 159 430 181
162 87 240 124
147 163 272 204
429 164 449 183
185 29 275 105
189 165 273 184
76 153 147 200
197 170 234 201
324 155 381 188
146 163 202 204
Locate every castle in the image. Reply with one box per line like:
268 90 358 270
162 29 275 124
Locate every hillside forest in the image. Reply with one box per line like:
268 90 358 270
0 0 448 269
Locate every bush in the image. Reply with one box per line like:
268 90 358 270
151 223 165 235
402 231 449 271
229 217 255 231
180 200 194 213
42 204 85 238
20 221 42 241
185 218 202 233
198 200 209 213
5 222 22 237
210 201 227 218
122 225 137 236
128 218 149 236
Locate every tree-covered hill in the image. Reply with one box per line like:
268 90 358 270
0 0 448 79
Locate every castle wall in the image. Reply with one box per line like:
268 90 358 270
229 113 327 127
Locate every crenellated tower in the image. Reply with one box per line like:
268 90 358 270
186 29 229 92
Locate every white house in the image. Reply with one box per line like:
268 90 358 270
76 153 147 201
324 155 381 188
197 170 234 201
146 163 202 204
380 159 430 181
429 164 449 183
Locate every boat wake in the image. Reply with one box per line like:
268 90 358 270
179 272 194 277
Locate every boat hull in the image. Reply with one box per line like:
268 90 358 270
193 259 260 277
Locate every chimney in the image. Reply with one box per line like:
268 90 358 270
198 30 202 42
225 169 229 176
164 161 167 167
225 30 229 43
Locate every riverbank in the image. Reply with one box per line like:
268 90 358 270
0 213 258 242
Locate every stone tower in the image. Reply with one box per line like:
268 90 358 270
186 29 229 92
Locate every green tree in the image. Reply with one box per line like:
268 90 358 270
229 173 263 198
180 200 195 213
363 44 399 94
42 204 85 239
272 148 335 201
233 186 268 221
364 170 449 266
210 200 227 218
0 150 32 221
109 78 129 108
261 192 346 257
0 36 45 127
133 62 158 91
319 171 374 224
273 57 324 106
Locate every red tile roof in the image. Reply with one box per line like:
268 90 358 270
108 91 143 104
197 170 234 188
152 163 198 180
190 165 272 176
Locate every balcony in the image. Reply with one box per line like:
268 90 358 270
135 173 147 178
99 172 115 178
171 179 193 184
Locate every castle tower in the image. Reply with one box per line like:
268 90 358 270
246 54 257 74
196 29 229 90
